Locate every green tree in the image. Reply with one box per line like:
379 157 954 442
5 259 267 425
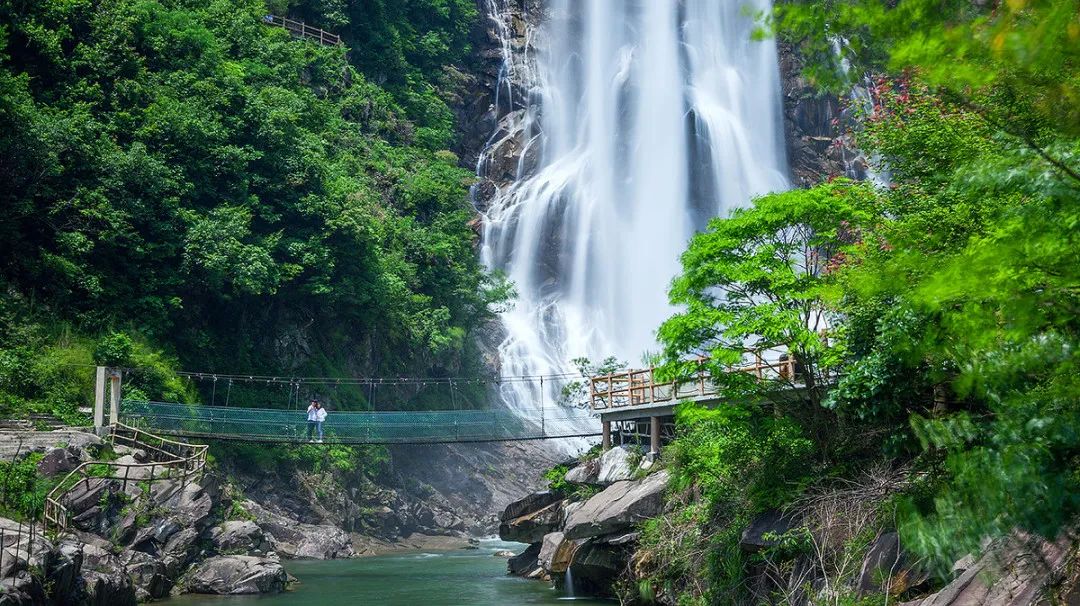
657 180 874 407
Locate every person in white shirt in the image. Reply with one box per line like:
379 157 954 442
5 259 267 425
315 403 327 443
306 399 319 442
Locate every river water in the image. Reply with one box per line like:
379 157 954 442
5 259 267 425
163 541 609 606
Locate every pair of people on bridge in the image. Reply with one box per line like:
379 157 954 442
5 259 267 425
306 399 327 442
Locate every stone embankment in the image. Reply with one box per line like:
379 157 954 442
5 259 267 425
500 447 667 595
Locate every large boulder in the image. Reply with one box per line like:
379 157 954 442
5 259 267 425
508 543 542 577
499 500 565 544
567 538 629 596
161 527 199 578
538 532 580 574
248 505 354 560
565 459 600 484
37 446 83 476
43 540 82 604
901 531 1076 606
207 521 271 555
122 550 170 601
187 555 288 595
740 510 798 552
596 448 633 484
80 569 137 606
152 481 214 531
500 491 562 522
857 531 928 595
0 571 43 606
564 471 668 540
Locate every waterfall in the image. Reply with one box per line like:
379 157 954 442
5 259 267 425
477 1 789 437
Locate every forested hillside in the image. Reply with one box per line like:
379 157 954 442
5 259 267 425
0 0 503 422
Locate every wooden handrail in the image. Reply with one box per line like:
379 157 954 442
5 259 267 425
588 354 800 411
262 14 342 46
44 423 207 533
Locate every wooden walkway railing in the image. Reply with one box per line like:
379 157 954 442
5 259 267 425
44 423 208 533
589 354 800 411
262 15 342 46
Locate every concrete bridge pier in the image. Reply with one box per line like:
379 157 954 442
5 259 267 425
92 366 122 436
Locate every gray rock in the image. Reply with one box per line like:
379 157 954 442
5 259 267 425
36 446 82 476
433 510 466 532
0 546 24 579
43 539 82 603
0 430 101 463
565 459 600 484
564 472 668 540
857 531 928 595
161 527 199 578
187 555 288 595
499 500 565 544
241 499 354 560
122 549 170 601
537 531 570 572
81 569 137 606
508 543 541 576
208 520 270 554
901 531 1075 606
501 491 562 522
740 510 798 552
566 538 628 595
153 481 213 530
0 571 43 606
596 447 633 484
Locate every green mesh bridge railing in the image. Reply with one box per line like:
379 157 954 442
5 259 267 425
119 401 600 444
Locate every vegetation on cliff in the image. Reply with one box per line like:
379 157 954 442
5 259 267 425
638 1 1079 603
0 0 505 425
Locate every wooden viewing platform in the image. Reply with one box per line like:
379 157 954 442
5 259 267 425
589 354 812 454
589 353 798 412
263 15 342 46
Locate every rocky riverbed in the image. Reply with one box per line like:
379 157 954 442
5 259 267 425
0 429 558 604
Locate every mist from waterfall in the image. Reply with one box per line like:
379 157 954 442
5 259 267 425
477 0 789 432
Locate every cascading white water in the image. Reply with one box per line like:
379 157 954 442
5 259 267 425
478 1 789 436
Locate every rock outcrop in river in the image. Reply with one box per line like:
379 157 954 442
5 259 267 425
501 447 668 595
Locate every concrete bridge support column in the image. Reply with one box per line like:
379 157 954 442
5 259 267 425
93 366 107 435
108 369 123 426
650 415 661 456
601 420 611 450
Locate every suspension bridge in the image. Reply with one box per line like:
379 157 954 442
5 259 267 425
90 367 602 445
89 348 815 449
117 400 599 444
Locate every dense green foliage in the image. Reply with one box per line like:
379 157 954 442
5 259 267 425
656 180 873 408
645 1 1079 603
0 0 502 420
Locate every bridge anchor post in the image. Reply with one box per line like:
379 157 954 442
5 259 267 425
108 369 123 427
93 366 107 435
601 420 611 451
